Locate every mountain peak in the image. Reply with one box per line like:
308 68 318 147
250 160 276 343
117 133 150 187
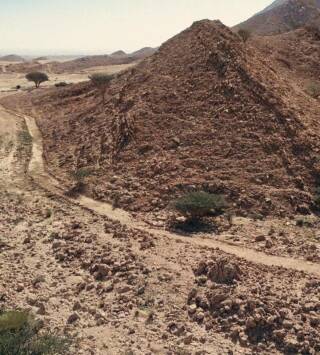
236 0 320 35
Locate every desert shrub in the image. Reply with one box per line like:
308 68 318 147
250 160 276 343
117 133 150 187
55 81 68 88
296 216 315 228
44 208 53 219
25 72 49 88
237 29 251 43
172 191 227 221
89 73 113 87
72 167 92 182
0 310 70 355
305 81 320 98
18 130 32 145
65 167 92 197
89 73 113 105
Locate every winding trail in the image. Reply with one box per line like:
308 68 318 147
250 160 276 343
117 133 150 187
4 106 320 277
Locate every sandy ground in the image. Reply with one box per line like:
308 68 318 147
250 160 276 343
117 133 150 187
0 62 135 91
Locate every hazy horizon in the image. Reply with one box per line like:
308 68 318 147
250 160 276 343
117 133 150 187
1 0 273 56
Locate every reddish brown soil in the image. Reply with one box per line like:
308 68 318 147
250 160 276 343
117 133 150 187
252 27 320 82
4 20 320 218
2 105 319 354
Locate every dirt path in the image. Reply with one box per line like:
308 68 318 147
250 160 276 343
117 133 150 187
6 107 318 277
0 103 241 354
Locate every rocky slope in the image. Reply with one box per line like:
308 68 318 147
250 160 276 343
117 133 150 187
0 104 319 354
3 19 320 218
235 0 320 35
253 26 320 81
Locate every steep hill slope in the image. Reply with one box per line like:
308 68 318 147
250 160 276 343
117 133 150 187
236 0 320 35
258 0 288 14
258 0 320 14
4 20 320 217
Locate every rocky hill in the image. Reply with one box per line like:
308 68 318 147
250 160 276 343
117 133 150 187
50 54 136 73
253 26 320 81
236 0 320 35
111 50 127 57
0 54 25 62
130 47 157 59
259 0 288 14
4 20 320 217
5 48 157 74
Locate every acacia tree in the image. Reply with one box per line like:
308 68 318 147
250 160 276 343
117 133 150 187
172 191 227 223
237 29 251 43
89 73 113 106
25 72 49 88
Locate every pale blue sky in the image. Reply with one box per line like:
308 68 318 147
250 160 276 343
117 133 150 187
0 0 272 55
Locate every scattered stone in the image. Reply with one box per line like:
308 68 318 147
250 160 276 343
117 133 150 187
67 313 79 324
255 235 266 242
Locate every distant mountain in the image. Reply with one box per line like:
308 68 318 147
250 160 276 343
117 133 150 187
52 47 157 73
258 0 288 14
0 54 25 62
34 56 48 61
111 50 127 57
235 0 320 35
130 47 157 59
5 47 158 74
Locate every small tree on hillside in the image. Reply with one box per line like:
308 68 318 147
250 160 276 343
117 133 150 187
172 191 227 223
89 73 113 106
237 29 251 43
25 72 49 88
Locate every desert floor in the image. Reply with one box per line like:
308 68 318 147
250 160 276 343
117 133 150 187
0 67 319 354
0 62 135 91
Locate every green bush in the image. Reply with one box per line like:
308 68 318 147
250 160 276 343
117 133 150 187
89 73 113 86
172 191 227 220
55 82 68 88
0 310 70 355
305 81 320 98
72 167 92 182
18 130 32 145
